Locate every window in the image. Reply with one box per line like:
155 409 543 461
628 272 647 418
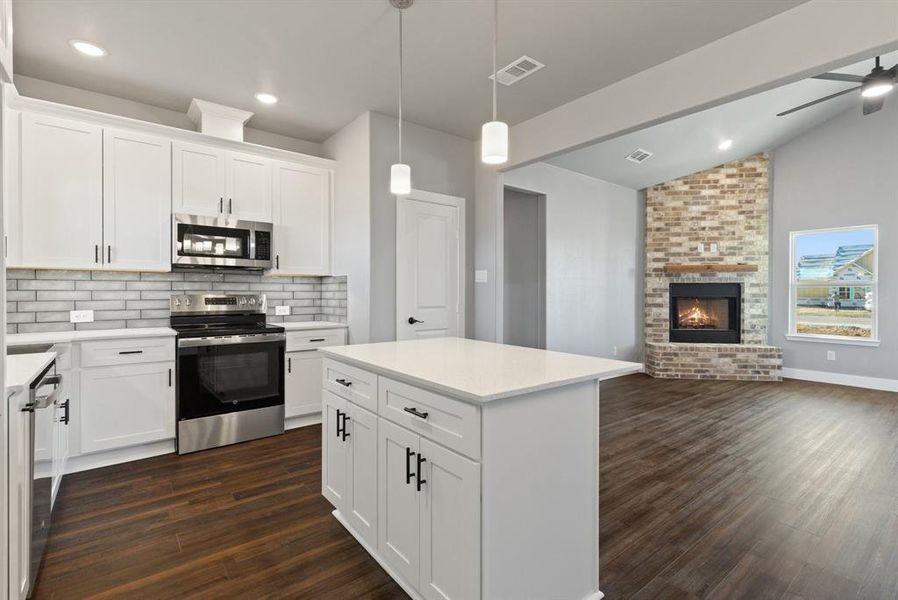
789 225 878 343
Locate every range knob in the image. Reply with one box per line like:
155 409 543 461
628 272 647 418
174 298 181 307
185 297 191 306
249 297 256 305
239 296 247 305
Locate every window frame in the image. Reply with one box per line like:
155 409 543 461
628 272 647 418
787 224 880 346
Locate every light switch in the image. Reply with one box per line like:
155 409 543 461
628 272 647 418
70 310 94 323
275 305 290 316
475 269 488 283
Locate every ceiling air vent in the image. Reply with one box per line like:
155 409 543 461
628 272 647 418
490 55 545 86
625 148 653 164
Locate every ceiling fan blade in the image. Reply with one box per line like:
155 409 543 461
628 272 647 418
777 86 861 117
812 72 865 83
863 95 885 115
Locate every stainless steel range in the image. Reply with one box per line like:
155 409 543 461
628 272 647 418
170 293 285 454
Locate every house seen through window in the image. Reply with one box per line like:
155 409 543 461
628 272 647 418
790 226 877 340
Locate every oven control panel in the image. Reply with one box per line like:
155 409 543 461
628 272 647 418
170 294 267 314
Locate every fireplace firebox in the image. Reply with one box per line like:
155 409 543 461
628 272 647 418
669 282 741 344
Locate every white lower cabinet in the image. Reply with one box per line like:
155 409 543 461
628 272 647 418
285 350 323 420
322 361 482 600
79 361 175 454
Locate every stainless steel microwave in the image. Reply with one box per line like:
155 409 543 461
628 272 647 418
172 214 273 270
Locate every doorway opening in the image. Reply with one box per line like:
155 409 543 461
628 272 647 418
503 187 546 349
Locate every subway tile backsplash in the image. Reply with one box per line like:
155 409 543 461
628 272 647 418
6 269 347 334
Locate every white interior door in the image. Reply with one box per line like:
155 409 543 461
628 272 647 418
396 191 464 340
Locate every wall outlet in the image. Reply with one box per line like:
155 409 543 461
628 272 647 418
827 350 836 361
275 305 290 316
70 310 94 323
475 269 489 283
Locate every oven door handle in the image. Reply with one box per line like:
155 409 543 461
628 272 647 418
178 333 286 348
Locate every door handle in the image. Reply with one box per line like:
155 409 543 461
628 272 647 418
335 408 344 438
95 244 99 264
219 197 223 213
408 317 423 325
276 255 280 270
403 406 429 420
287 357 292 373
168 368 172 387
416 454 427 491
341 414 350 441
107 245 112 263
406 447 415 485
63 399 70 425
228 198 233 214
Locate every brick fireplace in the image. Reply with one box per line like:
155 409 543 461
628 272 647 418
644 153 782 381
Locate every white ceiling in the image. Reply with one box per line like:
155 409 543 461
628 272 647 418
544 51 898 190
12 0 808 142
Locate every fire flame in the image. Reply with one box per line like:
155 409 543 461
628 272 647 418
679 301 718 329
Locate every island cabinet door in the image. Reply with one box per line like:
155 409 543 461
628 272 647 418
419 438 481 600
378 418 422 589
345 403 378 547
321 391 349 510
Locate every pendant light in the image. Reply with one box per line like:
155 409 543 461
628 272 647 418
481 0 508 165
390 0 413 195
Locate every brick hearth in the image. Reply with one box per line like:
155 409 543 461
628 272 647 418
644 153 782 381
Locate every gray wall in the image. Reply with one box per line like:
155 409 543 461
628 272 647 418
503 163 642 361
503 188 544 349
14 75 325 157
771 100 898 379
368 112 475 342
6 269 346 334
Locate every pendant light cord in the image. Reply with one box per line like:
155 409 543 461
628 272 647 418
398 7 404 163
492 0 498 121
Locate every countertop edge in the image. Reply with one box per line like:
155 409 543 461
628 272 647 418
280 321 348 331
7 327 178 346
320 348 644 404
6 351 58 395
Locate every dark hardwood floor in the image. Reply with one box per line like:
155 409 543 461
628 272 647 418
33 375 898 599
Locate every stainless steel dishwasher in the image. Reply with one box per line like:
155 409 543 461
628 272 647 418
21 361 60 597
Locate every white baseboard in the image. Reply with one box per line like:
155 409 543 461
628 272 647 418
286 413 321 430
65 439 175 474
782 368 898 392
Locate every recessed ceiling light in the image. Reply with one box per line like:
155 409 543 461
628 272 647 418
718 139 734 151
69 40 107 57
255 92 278 105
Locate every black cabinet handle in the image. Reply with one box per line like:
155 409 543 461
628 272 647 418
408 317 424 325
107 245 112 263
21 402 35 413
276 255 280 269
63 399 70 424
416 454 427 491
119 350 144 355
310 338 325 342
168 368 172 387
95 244 99 263
335 378 352 387
287 357 292 373
341 414 350 441
335 408 344 438
228 198 233 214
406 448 415 485
403 407 429 420
219 197 223 213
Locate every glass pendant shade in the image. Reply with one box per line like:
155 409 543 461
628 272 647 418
481 120 509 165
390 163 411 195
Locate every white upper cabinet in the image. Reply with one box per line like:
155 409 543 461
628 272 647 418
272 160 331 275
19 113 103 269
103 128 171 271
226 150 272 221
0 0 12 83
172 141 226 217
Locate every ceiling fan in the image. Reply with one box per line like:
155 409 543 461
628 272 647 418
777 56 896 117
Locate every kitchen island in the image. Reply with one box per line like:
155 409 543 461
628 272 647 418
319 337 642 600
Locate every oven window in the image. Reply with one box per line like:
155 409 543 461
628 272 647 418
178 341 283 420
176 223 250 259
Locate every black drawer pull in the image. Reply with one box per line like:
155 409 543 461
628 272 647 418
406 447 415 485
416 454 427 491
63 399 70 424
335 378 352 387
403 407 429 419
119 350 144 355
310 338 325 342
335 408 344 438
341 414 351 441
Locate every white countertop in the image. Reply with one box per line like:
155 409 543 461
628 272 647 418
7 327 177 347
6 352 57 394
320 337 643 403
280 321 348 331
